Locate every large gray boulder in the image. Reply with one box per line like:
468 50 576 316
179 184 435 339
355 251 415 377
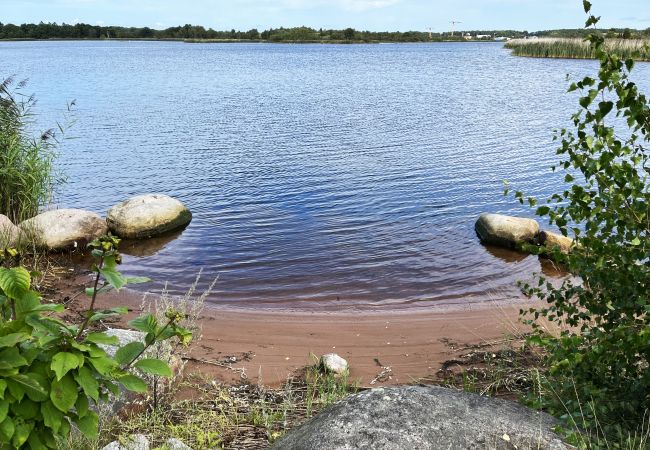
107 194 191 239
475 213 539 249
273 386 570 450
18 209 108 251
0 215 19 247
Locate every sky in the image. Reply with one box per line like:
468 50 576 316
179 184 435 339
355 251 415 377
1 0 649 32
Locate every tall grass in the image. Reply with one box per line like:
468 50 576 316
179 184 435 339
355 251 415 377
505 38 650 61
0 77 65 224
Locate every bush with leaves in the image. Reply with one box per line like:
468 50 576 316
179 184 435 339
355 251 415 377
0 235 191 449
508 1 649 443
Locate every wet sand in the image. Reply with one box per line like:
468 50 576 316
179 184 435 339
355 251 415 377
50 266 535 388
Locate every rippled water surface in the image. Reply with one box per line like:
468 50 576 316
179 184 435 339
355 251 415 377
3 41 648 311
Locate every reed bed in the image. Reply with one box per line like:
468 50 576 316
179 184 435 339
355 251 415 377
0 77 63 224
505 38 650 61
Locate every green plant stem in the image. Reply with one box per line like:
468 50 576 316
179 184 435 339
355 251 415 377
75 255 104 340
122 318 175 370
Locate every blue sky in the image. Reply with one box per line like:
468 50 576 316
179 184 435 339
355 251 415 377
2 0 649 32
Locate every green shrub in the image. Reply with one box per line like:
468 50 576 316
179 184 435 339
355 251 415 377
508 1 650 444
0 235 192 449
0 77 65 224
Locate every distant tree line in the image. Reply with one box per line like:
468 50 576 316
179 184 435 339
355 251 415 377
0 22 648 42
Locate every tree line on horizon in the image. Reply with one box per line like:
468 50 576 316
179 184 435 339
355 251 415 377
0 21 649 42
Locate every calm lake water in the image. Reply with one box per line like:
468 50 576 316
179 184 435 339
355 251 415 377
2 41 648 311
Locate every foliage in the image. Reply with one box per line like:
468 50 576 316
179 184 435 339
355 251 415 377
0 77 65 224
0 235 191 449
508 1 650 444
506 37 650 61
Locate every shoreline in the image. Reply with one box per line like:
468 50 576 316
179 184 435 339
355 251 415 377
49 261 537 388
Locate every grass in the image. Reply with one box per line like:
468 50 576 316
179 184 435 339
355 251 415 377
0 77 67 225
505 38 650 61
56 364 358 450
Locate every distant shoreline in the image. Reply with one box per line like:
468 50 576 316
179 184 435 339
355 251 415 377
0 37 503 44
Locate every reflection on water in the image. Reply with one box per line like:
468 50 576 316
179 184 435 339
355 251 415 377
2 41 647 310
119 228 187 258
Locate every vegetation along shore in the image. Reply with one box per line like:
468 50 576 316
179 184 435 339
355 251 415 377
506 37 650 61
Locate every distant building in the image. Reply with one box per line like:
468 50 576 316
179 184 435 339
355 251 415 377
476 34 492 40
464 33 473 40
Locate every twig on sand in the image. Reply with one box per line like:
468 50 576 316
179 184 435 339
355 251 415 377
183 356 248 380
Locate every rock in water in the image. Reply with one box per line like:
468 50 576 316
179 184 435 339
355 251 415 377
475 213 539 249
107 194 192 239
538 230 574 255
272 386 570 450
0 215 19 247
18 209 108 251
321 353 349 375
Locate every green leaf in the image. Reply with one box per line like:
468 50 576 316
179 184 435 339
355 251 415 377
75 410 99 439
98 267 126 290
0 416 15 443
583 0 591 13
51 352 83 381
0 267 30 300
84 332 119 346
6 375 48 402
14 290 41 318
118 374 148 393
135 359 172 377
74 366 100 402
630 237 641 246
0 401 8 423
128 314 158 334
0 332 29 348
0 347 28 369
11 421 32 448
88 356 117 376
50 374 78 412
115 341 145 366
41 401 63 432
125 276 151 285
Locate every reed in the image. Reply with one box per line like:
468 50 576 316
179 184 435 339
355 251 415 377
0 77 64 224
505 38 650 61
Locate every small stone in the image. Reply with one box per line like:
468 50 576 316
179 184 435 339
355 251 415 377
100 434 150 450
165 438 193 450
123 435 149 450
320 353 349 375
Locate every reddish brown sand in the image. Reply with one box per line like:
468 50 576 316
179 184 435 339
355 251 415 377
49 266 535 388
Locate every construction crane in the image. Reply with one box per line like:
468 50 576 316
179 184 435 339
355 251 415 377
449 21 462 37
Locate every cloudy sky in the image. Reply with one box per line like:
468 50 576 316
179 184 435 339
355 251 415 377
2 0 649 32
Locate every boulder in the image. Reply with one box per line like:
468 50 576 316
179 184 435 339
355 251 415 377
538 231 573 255
272 386 570 450
107 194 192 239
18 209 108 251
321 353 349 375
475 213 539 249
0 215 19 247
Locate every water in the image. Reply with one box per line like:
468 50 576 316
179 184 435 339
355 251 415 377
2 41 647 311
